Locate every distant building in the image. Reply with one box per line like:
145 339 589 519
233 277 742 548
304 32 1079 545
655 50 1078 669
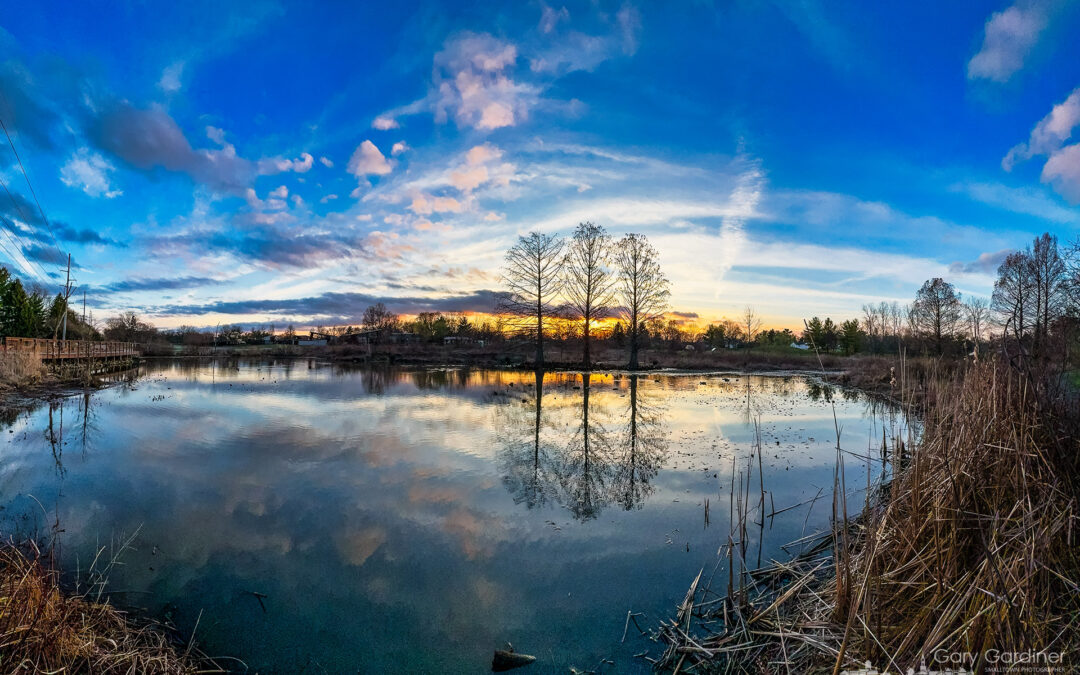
389 332 419 344
791 342 810 350
444 336 485 347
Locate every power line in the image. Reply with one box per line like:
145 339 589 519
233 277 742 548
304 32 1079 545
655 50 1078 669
0 115 64 265
0 172 56 282
0 197 54 284
0 114 69 291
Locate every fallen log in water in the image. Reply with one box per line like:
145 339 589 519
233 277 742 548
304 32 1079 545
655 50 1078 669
492 648 536 671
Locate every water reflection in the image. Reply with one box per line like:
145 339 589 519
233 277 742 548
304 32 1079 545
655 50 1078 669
499 373 668 521
612 375 666 511
498 371 556 510
0 361 905 674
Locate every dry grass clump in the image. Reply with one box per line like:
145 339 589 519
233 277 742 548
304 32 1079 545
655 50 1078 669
0 351 45 388
654 358 1080 673
0 542 215 674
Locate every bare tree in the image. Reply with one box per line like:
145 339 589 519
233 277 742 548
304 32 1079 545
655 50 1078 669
564 222 616 369
888 301 905 343
964 296 989 345
911 277 962 355
500 231 565 368
742 306 762 345
861 303 879 345
615 233 669 369
992 251 1033 344
1028 233 1069 354
361 302 398 339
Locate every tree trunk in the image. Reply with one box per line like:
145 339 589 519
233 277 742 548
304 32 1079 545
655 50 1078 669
535 309 544 368
583 319 591 370
628 330 639 370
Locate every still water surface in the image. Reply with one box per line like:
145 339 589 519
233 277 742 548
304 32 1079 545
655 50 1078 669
0 360 904 673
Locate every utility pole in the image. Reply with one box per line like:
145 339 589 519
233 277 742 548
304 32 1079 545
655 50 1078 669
82 290 86 323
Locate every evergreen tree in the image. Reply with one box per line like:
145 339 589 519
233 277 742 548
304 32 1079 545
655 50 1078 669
839 319 862 355
1 278 31 337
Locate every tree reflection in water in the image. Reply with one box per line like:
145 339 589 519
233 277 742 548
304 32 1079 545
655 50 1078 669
554 373 617 521
611 374 667 511
498 371 668 521
498 370 557 509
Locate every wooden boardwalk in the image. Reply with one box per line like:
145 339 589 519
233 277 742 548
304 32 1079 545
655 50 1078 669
2 337 139 360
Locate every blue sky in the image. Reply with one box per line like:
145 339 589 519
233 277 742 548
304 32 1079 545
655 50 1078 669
1 0 1079 330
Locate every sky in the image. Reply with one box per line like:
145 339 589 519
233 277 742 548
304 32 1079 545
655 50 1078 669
1 0 1079 331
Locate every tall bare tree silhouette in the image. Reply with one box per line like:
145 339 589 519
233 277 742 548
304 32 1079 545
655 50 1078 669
615 233 669 369
500 232 565 368
564 222 616 370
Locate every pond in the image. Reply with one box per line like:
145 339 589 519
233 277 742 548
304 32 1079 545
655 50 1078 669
0 360 907 673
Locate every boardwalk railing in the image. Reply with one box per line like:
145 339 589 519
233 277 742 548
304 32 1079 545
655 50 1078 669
2 337 139 360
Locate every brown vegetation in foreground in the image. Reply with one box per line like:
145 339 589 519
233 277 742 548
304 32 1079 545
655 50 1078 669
0 542 213 674
0 351 46 390
654 354 1080 673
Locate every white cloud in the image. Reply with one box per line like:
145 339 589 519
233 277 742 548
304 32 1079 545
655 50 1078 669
258 152 314 174
319 156 334 168
348 140 393 176
409 193 464 215
206 125 227 145
465 143 502 165
1004 87 1080 203
449 165 490 192
158 61 185 93
269 185 288 199
320 194 339 204
967 0 1050 82
391 141 409 156
432 33 536 130
59 148 122 198
1042 144 1080 202
372 116 400 130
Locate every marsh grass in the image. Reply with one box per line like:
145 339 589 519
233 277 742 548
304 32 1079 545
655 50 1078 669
0 538 221 674
0 352 45 388
653 356 1080 673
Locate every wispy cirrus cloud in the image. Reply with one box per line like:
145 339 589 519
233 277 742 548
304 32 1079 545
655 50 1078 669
99 275 225 293
152 289 502 322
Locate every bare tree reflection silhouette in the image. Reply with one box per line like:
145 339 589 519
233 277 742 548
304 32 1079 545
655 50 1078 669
499 372 669 520
497 370 557 509
611 374 668 510
554 374 617 521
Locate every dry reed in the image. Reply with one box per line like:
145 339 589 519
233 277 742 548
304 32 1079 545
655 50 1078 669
653 356 1080 673
0 540 219 674
0 351 45 388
